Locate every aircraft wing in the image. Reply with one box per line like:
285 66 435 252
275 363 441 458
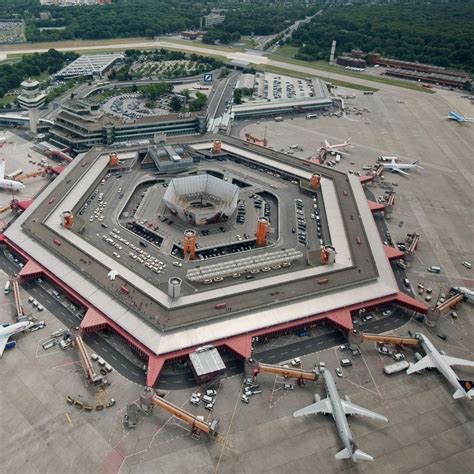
0 160 5 179
0 336 8 357
406 355 437 374
341 400 388 422
392 168 410 176
293 398 332 417
441 355 474 368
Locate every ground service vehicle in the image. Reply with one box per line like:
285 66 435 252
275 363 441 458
384 360 410 375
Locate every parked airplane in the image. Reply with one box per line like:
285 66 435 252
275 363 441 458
407 333 474 400
446 111 474 123
381 158 423 176
0 320 34 356
293 367 388 462
323 137 352 155
0 160 25 192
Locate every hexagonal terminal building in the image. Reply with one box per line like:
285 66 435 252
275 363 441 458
163 174 239 226
1 134 427 387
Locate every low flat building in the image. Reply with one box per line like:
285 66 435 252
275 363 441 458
204 13 225 27
189 346 226 384
54 53 124 81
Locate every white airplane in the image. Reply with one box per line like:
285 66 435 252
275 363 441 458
0 160 25 192
446 111 474 123
294 367 388 462
407 333 474 400
0 320 34 356
323 137 352 155
381 158 423 176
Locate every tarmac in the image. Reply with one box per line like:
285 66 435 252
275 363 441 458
1 84 473 472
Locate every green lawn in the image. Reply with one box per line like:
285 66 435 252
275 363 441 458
273 44 299 59
0 95 16 107
238 36 257 49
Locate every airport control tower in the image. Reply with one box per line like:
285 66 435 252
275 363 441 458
17 79 46 135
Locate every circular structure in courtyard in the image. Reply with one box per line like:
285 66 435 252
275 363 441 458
163 174 239 226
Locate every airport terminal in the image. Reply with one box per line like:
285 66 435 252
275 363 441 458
1 134 426 387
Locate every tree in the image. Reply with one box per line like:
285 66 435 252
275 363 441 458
233 88 242 105
189 92 207 112
170 95 182 112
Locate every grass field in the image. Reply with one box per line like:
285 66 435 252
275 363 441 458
273 45 299 59
0 95 16 107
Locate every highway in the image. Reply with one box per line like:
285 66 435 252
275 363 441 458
206 70 240 131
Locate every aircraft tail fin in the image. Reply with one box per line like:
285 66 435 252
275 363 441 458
454 380 474 399
353 449 374 462
335 447 351 460
335 447 374 462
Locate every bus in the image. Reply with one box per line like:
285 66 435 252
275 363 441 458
214 303 227 309
305 113 318 119
383 361 410 375
274 116 283 122
363 90 374 95
4 280 11 294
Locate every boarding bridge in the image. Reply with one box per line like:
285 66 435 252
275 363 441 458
11 279 26 321
74 334 103 385
139 387 219 439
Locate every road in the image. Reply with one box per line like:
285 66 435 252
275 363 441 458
266 9 324 53
206 70 240 131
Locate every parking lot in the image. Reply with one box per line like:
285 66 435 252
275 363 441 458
253 72 317 101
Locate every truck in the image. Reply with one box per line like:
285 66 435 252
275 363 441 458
383 360 410 375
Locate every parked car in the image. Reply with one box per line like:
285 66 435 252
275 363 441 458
290 357 301 367
335 367 343 378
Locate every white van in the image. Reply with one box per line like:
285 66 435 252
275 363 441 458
98 357 106 367
37 305 44 312
462 261 472 269
340 359 352 367
32 300 39 308
28 296 34 303
202 395 214 404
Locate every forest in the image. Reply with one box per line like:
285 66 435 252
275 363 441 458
0 0 316 43
289 1 474 72
0 0 200 42
0 49 78 99
202 2 316 44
